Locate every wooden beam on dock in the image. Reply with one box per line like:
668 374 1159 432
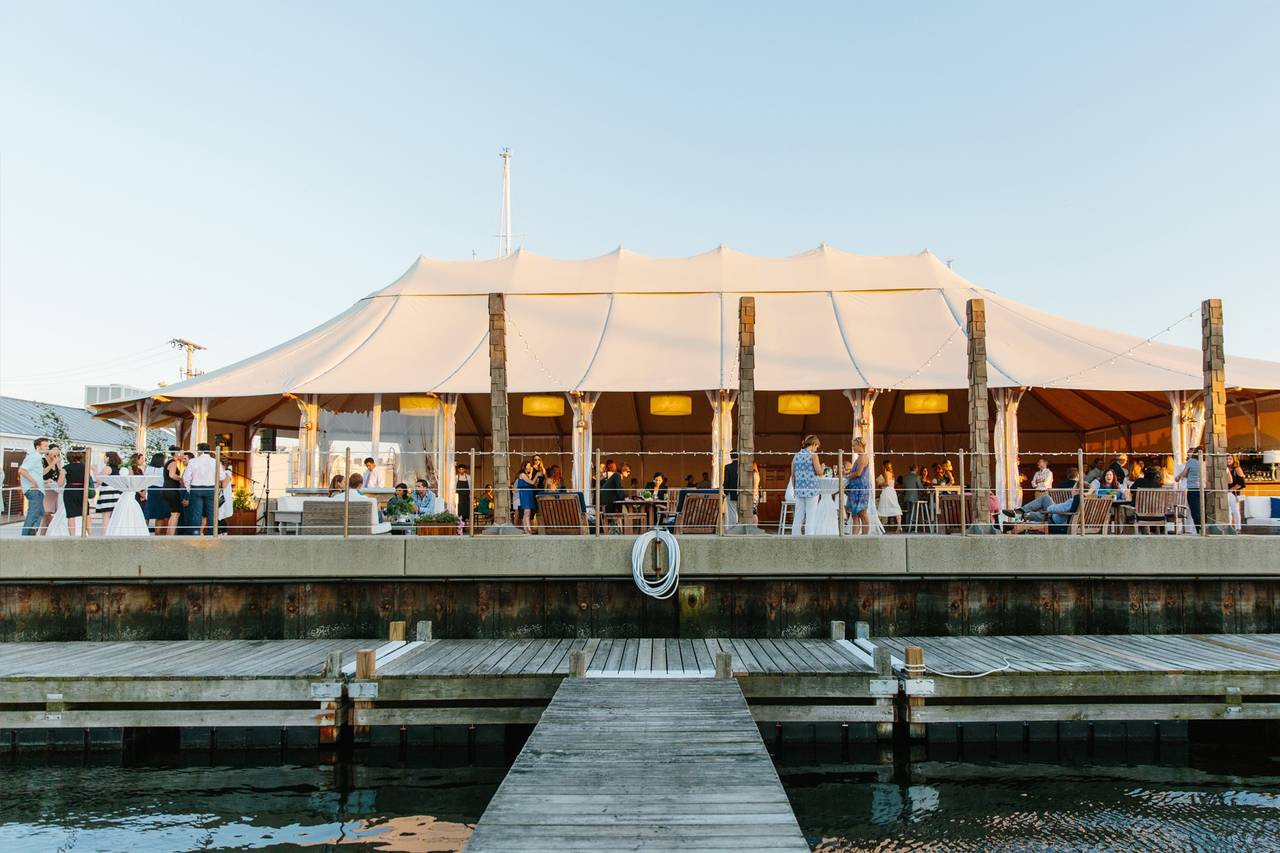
465 677 809 853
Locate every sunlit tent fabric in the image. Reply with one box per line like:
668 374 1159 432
93 246 1280 413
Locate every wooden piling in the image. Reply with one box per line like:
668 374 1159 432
855 621 870 641
388 621 405 641
415 620 433 641
569 649 587 678
905 645 925 739
830 620 845 641
354 648 375 743
320 650 342 745
874 646 893 741
715 651 733 679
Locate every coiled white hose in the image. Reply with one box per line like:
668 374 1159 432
631 528 680 599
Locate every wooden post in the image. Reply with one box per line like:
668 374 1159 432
965 299 994 531
80 448 91 537
353 648 376 744
343 448 351 538
483 292 519 533
320 650 342 746
388 620 405 641
830 620 846 641
468 447 477 537
733 296 761 532
905 645 925 740
837 448 845 536
415 620 433 641
569 649 587 678
715 651 733 679
212 446 221 536
874 646 893 741
855 621 870 641
1201 298 1230 533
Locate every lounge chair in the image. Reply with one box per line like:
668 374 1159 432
537 492 588 535
670 491 721 535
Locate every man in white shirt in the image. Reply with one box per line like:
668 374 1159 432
1030 458 1053 495
19 437 49 535
180 443 220 535
361 457 383 490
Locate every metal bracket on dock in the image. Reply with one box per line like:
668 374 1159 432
904 679 936 697
870 679 899 697
1226 686 1242 718
347 681 379 700
44 692 64 722
309 682 343 700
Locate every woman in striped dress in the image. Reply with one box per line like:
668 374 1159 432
95 451 124 531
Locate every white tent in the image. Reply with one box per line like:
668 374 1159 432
92 246 1279 509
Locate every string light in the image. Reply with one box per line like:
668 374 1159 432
1043 308 1198 388
883 325 965 391
506 315 567 391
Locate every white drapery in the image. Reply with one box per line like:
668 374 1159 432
992 388 1025 509
844 389 879 501
1168 390 1206 464
295 394 320 487
568 391 601 506
707 390 736 487
434 394 458 509
186 397 209 452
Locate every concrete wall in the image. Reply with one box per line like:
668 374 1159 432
2 535 1277 582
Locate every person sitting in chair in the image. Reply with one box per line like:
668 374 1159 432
1002 493 1078 526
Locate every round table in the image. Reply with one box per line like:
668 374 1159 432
809 476 841 535
101 474 161 536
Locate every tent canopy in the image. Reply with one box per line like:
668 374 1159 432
93 246 1280 424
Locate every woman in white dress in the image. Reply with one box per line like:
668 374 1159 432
217 461 234 529
876 462 902 532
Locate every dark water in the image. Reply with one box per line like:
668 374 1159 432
2 741 1279 852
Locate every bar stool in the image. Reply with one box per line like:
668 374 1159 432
907 500 935 533
777 500 795 534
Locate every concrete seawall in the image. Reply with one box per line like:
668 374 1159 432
2 535 1277 581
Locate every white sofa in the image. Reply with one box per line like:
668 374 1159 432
1242 496 1280 532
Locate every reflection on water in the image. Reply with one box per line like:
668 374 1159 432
2 737 1278 852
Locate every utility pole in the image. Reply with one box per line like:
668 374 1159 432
498 148 512 258
169 338 206 381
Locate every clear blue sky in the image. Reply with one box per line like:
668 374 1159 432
2 1 1277 406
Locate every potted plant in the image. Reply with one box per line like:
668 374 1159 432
228 488 258 535
386 495 417 522
415 511 461 536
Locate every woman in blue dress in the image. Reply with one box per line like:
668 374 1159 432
515 459 538 533
790 435 824 536
844 437 872 535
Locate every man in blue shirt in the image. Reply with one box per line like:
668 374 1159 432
19 437 49 535
412 479 438 514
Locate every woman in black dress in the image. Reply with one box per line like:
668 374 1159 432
62 449 87 536
162 447 185 536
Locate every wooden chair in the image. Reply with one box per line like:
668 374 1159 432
675 492 721 535
1077 495 1114 535
1122 488 1173 534
936 492 963 534
1048 488 1075 505
536 493 586 535
301 499 372 535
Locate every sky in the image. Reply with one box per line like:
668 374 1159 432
2 1 1278 406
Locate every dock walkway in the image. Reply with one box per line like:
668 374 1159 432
465 677 809 853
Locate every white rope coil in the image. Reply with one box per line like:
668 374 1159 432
631 528 680 600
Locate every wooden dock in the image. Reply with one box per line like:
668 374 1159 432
465 677 809 853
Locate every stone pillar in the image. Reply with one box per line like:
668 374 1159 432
568 392 601 506
966 299 994 531
1202 298 1231 533
730 297 762 533
484 293 521 533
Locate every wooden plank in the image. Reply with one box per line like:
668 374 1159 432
466 677 809 853
912 702 1280 723
636 638 653 673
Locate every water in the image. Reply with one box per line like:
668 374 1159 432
2 740 1279 852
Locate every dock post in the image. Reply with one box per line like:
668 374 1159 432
415 620 433 641
854 621 870 641
874 647 894 742
320 651 343 746
905 645 926 740
353 649 376 745
830 620 845 641
388 621 406 641
569 650 587 678
715 651 733 679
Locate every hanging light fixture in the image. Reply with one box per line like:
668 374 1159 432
650 394 692 416
778 393 821 416
522 395 565 417
398 395 441 416
903 392 948 415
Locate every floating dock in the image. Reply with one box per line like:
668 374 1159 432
465 677 809 853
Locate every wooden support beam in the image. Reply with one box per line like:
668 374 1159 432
905 645 926 739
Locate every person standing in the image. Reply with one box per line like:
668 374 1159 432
455 463 473 527
1174 448 1203 534
161 447 185 535
515 459 538 533
19 437 49 535
876 462 902 532
1030 457 1053 496
790 435 823 536
95 451 124 532
361 457 382 490
144 452 168 533
844 438 872 535
62 448 88 536
723 452 740 527
39 443 65 534
180 443 219 535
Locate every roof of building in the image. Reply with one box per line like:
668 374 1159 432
0 396 172 448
